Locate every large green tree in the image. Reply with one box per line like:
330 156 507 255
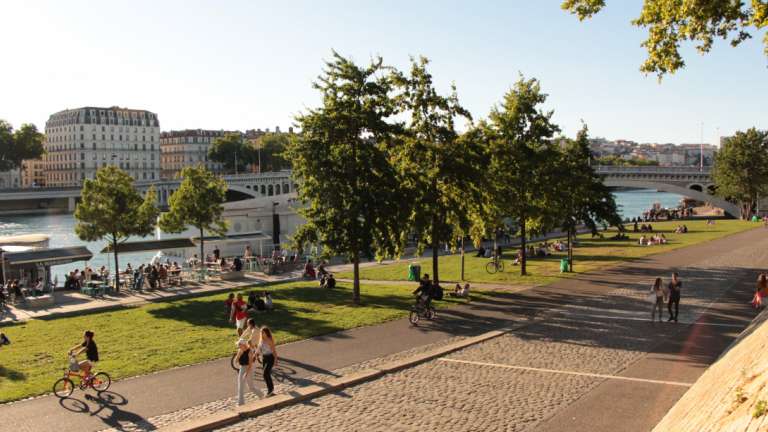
208 133 257 173
286 52 407 304
712 128 768 219
563 0 768 77
254 132 291 172
0 120 45 186
483 77 561 276
75 166 159 291
390 57 481 284
556 125 622 271
159 165 228 262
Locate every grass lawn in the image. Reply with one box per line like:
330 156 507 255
337 220 759 286
0 280 469 403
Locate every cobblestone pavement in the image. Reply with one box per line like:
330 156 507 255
214 237 766 432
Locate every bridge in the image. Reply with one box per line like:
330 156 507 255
595 165 739 217
0 172 295 214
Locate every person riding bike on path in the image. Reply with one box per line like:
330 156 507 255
230 293 248 336
413 274 435 310
68 330 99 379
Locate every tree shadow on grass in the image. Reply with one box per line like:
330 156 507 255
0 365 26 381
147 284 415 341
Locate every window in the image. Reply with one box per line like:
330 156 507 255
81 153 85 160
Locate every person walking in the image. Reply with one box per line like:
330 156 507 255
667 272 682 322
258 326 278 397
235 337 261 405
650 277 665 322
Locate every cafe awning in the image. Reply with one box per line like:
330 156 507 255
101 238 196 254
2 246 93 266
191 232 272 243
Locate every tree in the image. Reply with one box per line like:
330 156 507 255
389 57 480 284
74 166 159 291
712 128 768 219
208 133 257 173
556 125 622 271
483 76 561 276
596 155 659 166
286 52 407 304
0 120 45 185
254 132 291 172
562 0 768 77
159 165 228 262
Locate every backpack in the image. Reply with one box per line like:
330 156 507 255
432 285 444 301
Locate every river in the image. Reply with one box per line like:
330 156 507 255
0 189 682 281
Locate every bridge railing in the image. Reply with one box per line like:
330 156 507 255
594 165 712 175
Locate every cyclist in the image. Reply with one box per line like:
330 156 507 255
68 330 99 379
413 274 434 310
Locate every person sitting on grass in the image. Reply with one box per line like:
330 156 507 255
450 283 470 299
322 274 336 290
638 235 648 246
0 332 10 346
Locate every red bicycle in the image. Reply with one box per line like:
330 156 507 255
53 354 111 398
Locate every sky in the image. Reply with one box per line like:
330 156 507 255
0 0 766 145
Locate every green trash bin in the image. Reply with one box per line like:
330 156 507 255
560 258 570 273
408 263 421 281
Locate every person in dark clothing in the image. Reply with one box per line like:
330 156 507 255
413 275 434 308
233 257 243 272
213 246 221 261
69 330 99 377
667 272 682 322
475 246 486 258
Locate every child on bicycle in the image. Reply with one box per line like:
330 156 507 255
68 330 99 378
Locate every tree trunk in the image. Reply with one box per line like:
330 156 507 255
431 216 439 285
568 228 576 273
460 236 465 281
352 254 360 304
199 227 205 266
112 235 120 292
520 218 527 276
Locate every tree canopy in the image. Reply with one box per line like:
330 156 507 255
254 132 292 172
208 132 257 173
159 165 228 261
482 76 561 275
562 0 768 77
74 166 159 291
556 125 622 270
389 56 480 284
287 52 407 303
596 155 659 166
0 120 45 172
712 128 768 219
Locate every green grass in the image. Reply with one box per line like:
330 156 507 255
337 220 759 286
0 280 469 403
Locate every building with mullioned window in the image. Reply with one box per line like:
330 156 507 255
42 107 160 186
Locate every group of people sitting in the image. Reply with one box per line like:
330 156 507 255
0 278 40 303
632 222 655 233
674 225 689 234
302 261 337 289
187 252 243 273
64 267 109 290
450 283 471 299
638 233 667 246
125 261 182 290
226 291 274 319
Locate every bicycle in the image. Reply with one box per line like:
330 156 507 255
53 355 111 398
230 349 262 371
409 298 436 325
485 255 504 274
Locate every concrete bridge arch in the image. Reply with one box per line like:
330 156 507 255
604 179 739 218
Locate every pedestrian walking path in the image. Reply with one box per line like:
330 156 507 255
0 271 302 324
0 227 763 432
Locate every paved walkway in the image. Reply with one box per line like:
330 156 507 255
1 227 764 432
216 229 766 432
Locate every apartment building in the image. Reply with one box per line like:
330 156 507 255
43 107 160 186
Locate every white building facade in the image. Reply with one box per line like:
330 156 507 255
43 107 160 186
160 129 229 180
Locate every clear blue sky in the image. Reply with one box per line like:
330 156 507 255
1 0 766 144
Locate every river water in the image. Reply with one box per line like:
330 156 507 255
0 189 682 281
